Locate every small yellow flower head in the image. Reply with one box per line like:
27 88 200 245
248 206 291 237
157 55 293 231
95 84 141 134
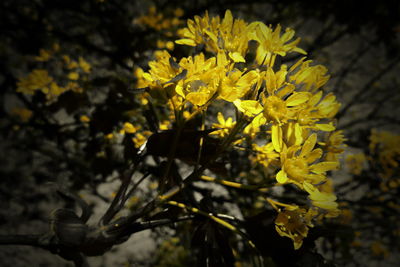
135 6 184 31
11 107 33 122
248 22 306 65
68 72 80 80
17 69 53 95
263 95 288 123
35 49 52 62
122 122 138 134
277 133 338 186
78 57 91 73
176 10 250 58
323 130 347 163
290 59 330 92
303 181 340 217
212 112 236 138
369 129 400 178
132 131 151 148
346 153 367 175
267 199 317 250
80 115 90 123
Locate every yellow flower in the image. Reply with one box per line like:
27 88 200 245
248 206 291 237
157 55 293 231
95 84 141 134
17 69 53 95
132 131 152 148
35 49 52 61
219 69 260 102
260 66 311 123
276 133 338 186
295 91 340 132
346 153 367 175
78 57 91 73
252 142 280 168
177 53 219 106
369 129 400 178
174 8 184 17
80 115 90 123
121 122 138 134
267 198 316 250
303 181 340 217
142 50 184 100
46 82 67 101
68 72 79 80
248 22 306 65
11 107 33 122
233 99 263 117
289 58 330 92
176 10 250 59
211 112 236 138
321 130 347 164
135 6 183 31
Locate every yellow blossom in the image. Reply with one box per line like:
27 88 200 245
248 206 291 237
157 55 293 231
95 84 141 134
68 72 79 80
277 133 338 186
35 49 52 61
369 129 400 178
78 57 91 73
132 131 152 148
346 153 367 175
122 122 138 134
289 58 330 92
80 115 90 123
17 69 53 95
252 142 280 168
267 198 316 250
211 112 236 138
303 181 340 217
11 107 33 122
176 10 250 59
321 130 347 164
248 22 306 65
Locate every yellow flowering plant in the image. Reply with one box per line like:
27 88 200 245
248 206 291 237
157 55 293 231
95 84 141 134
131 9 345 253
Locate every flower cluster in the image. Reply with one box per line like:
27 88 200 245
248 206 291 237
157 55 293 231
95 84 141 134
136 10 345 249
134 6 184 33
17 44 91 102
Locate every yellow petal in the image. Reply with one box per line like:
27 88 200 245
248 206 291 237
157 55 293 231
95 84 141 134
276 170 288 183
300 133 317 157
272 124 283 152
234 100 263 117
316 123 335 131
186 92 209 106
68 72 79 80
143 72 153 82
306 148 323 163
286 92 310 106
310 162 338 174
229 52 246 63
294 123 303 146
123 122 136 133
175 38 197 46
175 84 185 98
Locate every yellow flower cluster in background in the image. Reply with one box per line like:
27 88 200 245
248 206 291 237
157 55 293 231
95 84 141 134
16 45 91 102
134 6 184 33
345 129 400 192
135 10 345 249
370 129 400 179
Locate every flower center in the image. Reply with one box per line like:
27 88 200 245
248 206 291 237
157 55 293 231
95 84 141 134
286 157 309 180
264 95 287 122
